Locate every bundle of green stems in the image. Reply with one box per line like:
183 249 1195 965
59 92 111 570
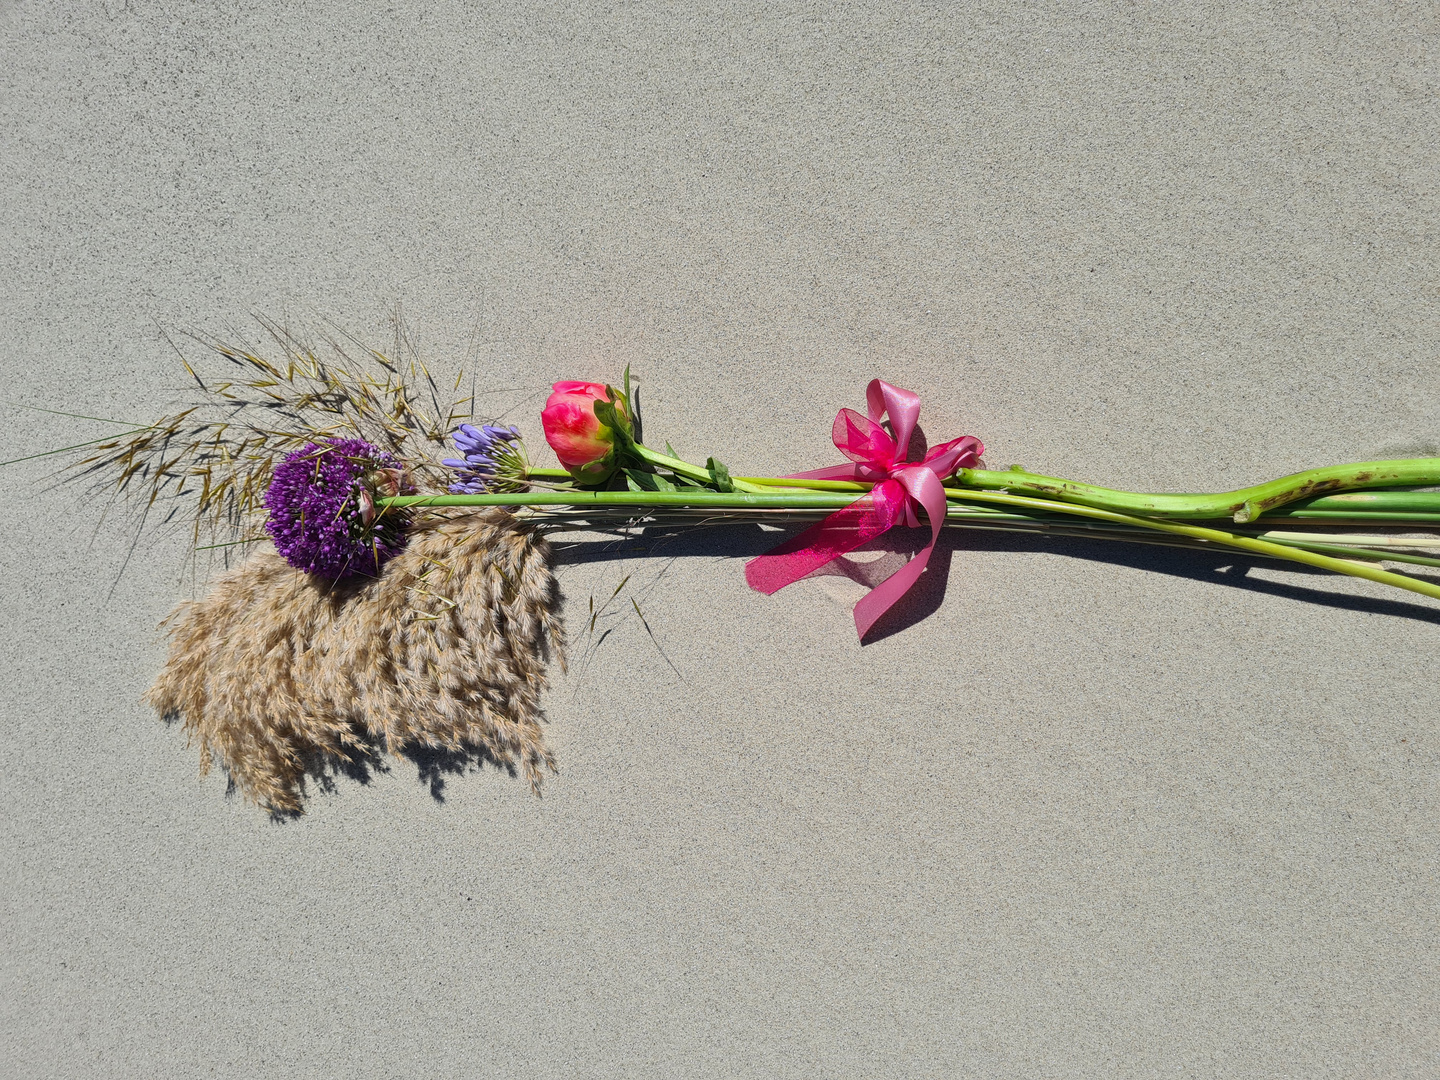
382 460 1440 605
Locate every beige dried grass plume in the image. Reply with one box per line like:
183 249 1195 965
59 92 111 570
146 509 566 814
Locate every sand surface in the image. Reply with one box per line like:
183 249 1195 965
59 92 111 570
3 4 1438 1076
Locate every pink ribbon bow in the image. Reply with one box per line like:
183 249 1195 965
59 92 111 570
744 380 984 640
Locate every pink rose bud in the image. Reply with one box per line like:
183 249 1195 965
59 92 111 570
541 380 628 484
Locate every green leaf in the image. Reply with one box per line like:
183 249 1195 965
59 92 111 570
629 378 643 443
592 397 618 431
706 456 735 493
624 467 675 492
592 397 636 457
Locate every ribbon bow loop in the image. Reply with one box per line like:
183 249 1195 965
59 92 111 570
866 380 922 464
745 380 984 640
832 408 896 472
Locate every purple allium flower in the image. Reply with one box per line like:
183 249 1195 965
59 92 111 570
264 438 411 579
443 423 525 494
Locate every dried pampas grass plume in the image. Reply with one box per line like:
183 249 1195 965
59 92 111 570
145 509 565 814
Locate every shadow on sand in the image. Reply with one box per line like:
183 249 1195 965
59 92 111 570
550 519 1440 645
246 517 1437 815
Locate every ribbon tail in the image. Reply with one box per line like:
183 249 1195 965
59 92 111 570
745 484 904 596
850 467 949 640
851 543 936 640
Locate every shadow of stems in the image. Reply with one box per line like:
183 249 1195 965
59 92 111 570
551 520 1440 644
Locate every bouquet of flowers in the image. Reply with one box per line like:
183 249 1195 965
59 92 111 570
54 326 1440 813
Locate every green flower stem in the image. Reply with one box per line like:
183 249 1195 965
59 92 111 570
529 505 1429 568
385 491 1089 513
1253 531 1440 548
386 491 875 510
951 460 1440 522
1243 540 1440 569
531 469 1440 516
621 444 766 493
383 487 1440 602
1253 510 1440 523
738 476 871 493
1285 491 1440 512
559 468 1440 517
950 515 1439 566
941 489 1440 602
742 473 1440 519
530 452 772 493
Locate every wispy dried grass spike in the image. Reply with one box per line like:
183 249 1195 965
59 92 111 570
68 317 477 555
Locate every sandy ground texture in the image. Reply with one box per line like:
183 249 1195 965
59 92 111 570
3 3 1438 1077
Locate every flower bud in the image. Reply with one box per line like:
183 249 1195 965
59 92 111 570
541 381 628 484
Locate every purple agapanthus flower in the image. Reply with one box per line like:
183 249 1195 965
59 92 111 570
264 438 410 579
444 423 525 494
